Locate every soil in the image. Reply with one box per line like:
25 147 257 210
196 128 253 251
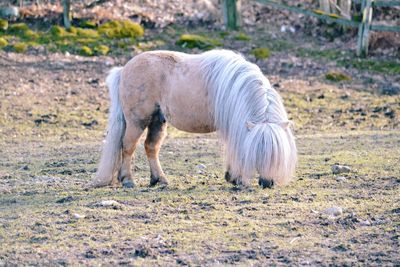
0 1 399 266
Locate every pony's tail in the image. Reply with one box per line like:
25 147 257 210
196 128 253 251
243 122 297 186
91 67 125 187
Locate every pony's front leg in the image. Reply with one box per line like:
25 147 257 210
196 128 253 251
118 122 144 188
145 115 168 187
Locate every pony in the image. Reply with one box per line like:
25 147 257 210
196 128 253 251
91 49 297 189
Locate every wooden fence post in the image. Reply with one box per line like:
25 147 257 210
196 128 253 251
222 0 241 30
339 0 352 20
319 0 331 13
357 0 373 56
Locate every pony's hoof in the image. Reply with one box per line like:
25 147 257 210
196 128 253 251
224 171 232 183
259 177 274 189
150 175 168 187
225 171 242 186
122 179 135 188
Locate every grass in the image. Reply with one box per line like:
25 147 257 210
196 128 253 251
0 55 398 264
0 21 398 265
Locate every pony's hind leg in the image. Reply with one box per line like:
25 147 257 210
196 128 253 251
145 111 168 187
118 122 145 188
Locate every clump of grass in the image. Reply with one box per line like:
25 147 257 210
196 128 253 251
234 32 251 41
0 37 8 47
80 45 93 56
8 23 29 34
346 60 400 75
12 42 28 53
94 44 110 55
325 71 352 82
176 34 222 50
98 20 144 39
250 47 271 60
0 19 8 31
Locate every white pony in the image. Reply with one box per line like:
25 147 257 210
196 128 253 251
92 50 297 189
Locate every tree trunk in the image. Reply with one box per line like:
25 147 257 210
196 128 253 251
63 0 71 30
222 0 241 30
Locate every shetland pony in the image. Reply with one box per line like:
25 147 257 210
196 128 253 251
92 50 297 189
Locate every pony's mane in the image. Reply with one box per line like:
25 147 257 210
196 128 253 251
199 49 296 185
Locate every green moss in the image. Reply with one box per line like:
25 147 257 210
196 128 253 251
50 25 73 38
98 20 144 39
0 37 8 47
80 45 93 56
176 34 222 50
12 42 28 53
312 9 340 18
23 29 40 40
219 31 230 38
94 44 110 55
68 26 78 34
79 20 97 29
325 71 352 82
0 19 8 31
8 23 29 34
250 47 271 60
25 41 40 47
76 28 99 38
234 32 251 41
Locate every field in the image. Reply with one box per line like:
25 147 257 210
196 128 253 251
0 17 399 266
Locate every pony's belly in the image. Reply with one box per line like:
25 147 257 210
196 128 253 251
160 89 215 133
162 104 215 133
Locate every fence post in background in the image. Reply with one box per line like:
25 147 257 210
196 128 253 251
62 0 71 30
339 0 352 20
357 0 373 56
222 0 241 30
319 0 331 12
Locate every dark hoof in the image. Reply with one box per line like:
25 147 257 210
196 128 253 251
259 177 274 189
150 175 168 187
225 171 241 185
122 179 135 188
224 171 231 182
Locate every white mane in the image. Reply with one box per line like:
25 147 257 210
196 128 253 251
200 50 297 185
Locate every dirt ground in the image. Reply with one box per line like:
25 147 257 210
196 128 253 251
1 1 400 266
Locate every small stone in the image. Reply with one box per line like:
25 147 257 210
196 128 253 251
336 176 347 182
99 200 120 207
197 164 206 169
19 165 29 171
73 213 85 219
56 196 74 203
332 164 351 174
360 220 371 226
324 206 343 217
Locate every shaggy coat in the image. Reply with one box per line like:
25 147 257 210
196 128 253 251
92 50 297 188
